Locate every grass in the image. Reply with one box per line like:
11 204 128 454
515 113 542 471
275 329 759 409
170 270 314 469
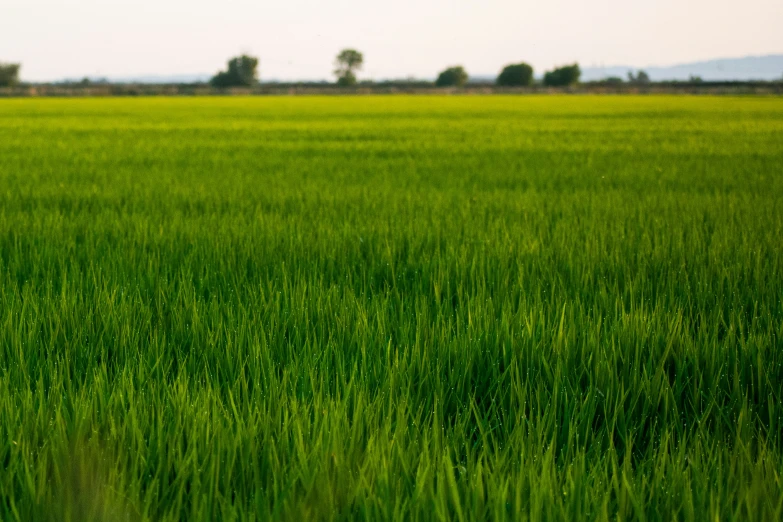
0 95 782 521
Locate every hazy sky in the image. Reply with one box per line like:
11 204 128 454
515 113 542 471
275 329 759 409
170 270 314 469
2 0 782 81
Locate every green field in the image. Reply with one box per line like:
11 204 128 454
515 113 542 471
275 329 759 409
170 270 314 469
1 96 782 521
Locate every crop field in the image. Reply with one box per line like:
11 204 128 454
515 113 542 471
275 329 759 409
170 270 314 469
0 95 782 521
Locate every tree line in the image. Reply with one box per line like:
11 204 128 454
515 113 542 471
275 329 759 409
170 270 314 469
205 50 584 88
0 51 712 89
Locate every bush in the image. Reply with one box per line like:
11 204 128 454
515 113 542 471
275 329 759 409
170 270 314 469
210 55 259 88
496 63 534 87
543 64 580 87
435 66 468 87
0 63 21 87
628 70 650 84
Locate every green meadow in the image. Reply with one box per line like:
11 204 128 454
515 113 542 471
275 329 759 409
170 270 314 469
1 96 782 521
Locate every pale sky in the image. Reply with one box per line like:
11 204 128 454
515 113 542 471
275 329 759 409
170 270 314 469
2 0 782 82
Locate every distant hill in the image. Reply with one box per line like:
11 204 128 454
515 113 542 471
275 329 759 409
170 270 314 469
581 54 783 82
102 74 212 84
466 55 783 83
55 73 212 85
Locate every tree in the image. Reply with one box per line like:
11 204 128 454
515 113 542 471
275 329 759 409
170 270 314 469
543 64 580 87
627 70 650 84
210 55 259 88
435 66 468 87
0 62 21 87
496 63 534 87
334 49 364 86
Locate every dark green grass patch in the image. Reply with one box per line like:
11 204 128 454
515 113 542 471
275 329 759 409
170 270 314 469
1 96 782 521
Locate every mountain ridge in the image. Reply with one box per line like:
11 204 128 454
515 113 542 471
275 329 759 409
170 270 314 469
579 54 783 82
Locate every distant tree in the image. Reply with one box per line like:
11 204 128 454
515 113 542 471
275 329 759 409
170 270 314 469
543 64 580 86
435 66 468 87
334 49 364 86
0 62 21 87
210 55 259 88
496 63 534 87
604 76 624 85
689 75 703 83
627 70 651 84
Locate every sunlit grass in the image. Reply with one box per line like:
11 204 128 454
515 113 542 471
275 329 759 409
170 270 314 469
1 95 782 521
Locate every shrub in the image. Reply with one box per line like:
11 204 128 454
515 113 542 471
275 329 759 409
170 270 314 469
0 63 21 87
435 66 468 87
210 55 259 88
543 63 580 87
496 63 534 87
